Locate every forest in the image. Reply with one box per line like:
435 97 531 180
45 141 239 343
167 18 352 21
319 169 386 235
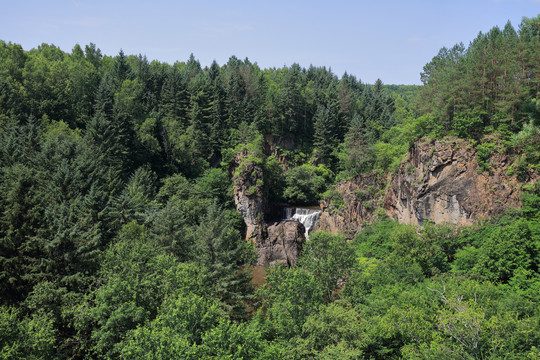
0 15 539 359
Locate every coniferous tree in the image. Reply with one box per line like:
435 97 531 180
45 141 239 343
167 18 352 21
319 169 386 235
224 56 247 129
111 49 132 89
84 43 102 70
189 202 255 319
93 73 115 119
416 18 540 135
313 104 335 166
344 114 373 174
160 68 188 126
207 65 226 161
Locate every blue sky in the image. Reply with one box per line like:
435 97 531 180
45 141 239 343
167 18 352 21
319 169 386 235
2 0 539 84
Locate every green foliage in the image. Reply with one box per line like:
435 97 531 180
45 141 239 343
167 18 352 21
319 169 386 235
155 173 214 226
299 231 356 302
454 115 483 138
522 181 540 219
372 141 405 172
476 141 496 172
382 85 420 103
313 104 338 166
121 296 267 360
509 122 540 176
452 246 480 274
197 320 265 359
156 173 192 201
189 202 256 318
388 224 450 277
321 188 345 208
355 219 467 279
344 113 434 176
449 213 540 293
283 164 333 205
296 301 367 359
263 154 286 201
114 79 143 123
135 117 160 154
257 265 325 340
120 293 222 360
195 167 233 207
0 306 56 360
147 196 189 259
416 17 540 136
354 218 404 258
475 218 539 283
0 26 539 359
77 222 211 358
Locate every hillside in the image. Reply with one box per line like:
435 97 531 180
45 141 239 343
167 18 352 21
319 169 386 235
0 15 539 360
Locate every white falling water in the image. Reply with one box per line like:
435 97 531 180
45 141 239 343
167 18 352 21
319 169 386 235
284 207 322 240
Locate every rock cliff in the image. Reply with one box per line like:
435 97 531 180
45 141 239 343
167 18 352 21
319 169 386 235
385 138 538 225
233 149 267 242
262 134 296 170
317 137 539 237
314 173 384 239
234 136 538 262
233 147 306 267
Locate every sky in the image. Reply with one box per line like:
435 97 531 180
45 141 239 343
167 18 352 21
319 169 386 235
1 0 539 85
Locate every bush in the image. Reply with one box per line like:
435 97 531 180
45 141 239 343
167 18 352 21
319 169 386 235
321 188 344 208
476 141 496 172
283 164 333 205
454 116 483 138
476 218 539 283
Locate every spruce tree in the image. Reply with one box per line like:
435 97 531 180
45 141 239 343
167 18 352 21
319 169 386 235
313 105 335 166
111 49 132 89
189 202 255 319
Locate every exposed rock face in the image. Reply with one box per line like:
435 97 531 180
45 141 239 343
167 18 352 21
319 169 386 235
233 149 267 242
314 173 384 239
262 134 296 169
316 137 538 237
258 220 305 266
234 134 297 240
233 148 305 266
236 136 538 263
384 138 537 225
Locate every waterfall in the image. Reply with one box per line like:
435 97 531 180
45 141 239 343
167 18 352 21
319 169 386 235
284 207 321 240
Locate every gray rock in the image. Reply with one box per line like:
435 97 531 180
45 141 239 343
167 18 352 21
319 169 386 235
258 220 305 266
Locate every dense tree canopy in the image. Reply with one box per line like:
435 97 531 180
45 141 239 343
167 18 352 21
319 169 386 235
0 15 539 359
416 16 540 136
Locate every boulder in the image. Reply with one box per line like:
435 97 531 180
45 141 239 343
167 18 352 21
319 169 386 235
257 220 305 266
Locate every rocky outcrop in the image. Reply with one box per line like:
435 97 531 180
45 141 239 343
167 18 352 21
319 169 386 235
384 138 538 226
257 220 305 266
262 134 296 169
314 173 384 239
233 148 305 266
233 149 267 242
317 137 539 237
237 135 538 262
234 134 297 241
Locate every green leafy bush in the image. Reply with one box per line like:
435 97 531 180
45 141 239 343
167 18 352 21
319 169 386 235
283 164 333 205
476 141 496 172
321 188 344 208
